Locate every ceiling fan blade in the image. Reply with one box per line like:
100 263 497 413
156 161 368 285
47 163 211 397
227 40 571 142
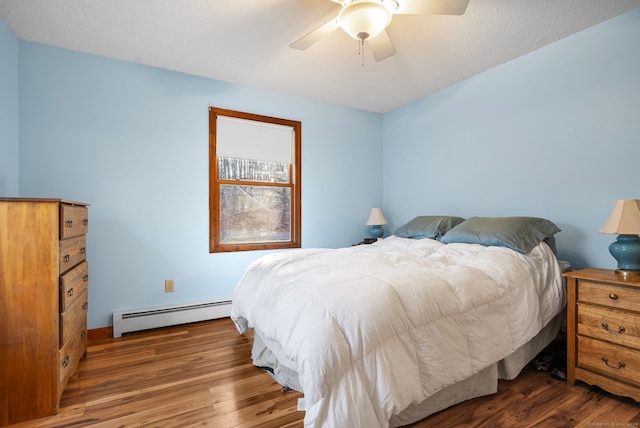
289 18 340 50
395 0 470 15
369 29 396 62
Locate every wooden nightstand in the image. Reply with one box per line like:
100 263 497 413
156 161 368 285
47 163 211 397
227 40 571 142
564 268 640 402
352 238 377 246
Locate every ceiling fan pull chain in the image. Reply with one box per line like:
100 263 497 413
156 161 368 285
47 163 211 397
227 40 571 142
360 38 365 67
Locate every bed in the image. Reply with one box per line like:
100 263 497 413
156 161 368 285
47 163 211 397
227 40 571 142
231 216 568 427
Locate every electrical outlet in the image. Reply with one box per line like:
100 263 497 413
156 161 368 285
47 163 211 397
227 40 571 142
165 279 175 293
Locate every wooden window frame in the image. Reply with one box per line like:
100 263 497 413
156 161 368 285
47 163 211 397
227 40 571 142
209 107 301 253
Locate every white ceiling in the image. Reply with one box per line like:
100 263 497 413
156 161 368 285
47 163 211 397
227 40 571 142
1 0 639 113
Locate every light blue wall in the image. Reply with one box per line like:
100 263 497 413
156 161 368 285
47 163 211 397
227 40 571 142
0 17 19 195
6 7 640 329
16 41 382 328
383 7 640 270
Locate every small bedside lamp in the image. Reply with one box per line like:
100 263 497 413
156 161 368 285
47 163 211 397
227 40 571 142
366 208 387 239
599 199 640 277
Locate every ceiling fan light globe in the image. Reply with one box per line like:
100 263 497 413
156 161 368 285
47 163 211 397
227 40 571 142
338 1 393 41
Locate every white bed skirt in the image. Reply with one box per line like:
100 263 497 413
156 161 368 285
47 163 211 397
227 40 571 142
251 312 565 427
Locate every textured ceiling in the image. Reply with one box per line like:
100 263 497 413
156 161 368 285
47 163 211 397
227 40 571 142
1 0 639 113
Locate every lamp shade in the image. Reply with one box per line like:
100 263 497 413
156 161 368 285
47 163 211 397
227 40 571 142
599 200 640 234
338 0 393 41
366 208 387 226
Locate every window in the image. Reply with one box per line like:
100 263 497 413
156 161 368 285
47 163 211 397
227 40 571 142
209 107 301 253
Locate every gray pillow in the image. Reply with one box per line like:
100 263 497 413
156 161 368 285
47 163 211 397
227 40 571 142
440 216 561 254
394 216 466 240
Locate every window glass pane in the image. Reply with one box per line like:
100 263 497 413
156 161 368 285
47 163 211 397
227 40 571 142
220 184 291 244
218 157 290 184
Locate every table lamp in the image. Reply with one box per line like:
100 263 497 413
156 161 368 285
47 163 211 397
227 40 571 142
599 199 640 277
366 208 387 239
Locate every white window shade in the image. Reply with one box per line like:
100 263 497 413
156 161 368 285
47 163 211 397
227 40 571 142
216 116 294 163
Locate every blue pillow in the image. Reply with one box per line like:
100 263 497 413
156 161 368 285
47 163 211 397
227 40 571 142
441 216 561 254
394 216 466 240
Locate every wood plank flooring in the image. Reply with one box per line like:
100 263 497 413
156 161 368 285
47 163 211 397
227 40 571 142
11 318 640 427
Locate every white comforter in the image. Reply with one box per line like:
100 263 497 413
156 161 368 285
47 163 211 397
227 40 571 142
231 236 565 428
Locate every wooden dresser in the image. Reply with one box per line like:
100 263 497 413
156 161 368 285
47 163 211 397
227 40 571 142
0 198 89 426
564 268 640 402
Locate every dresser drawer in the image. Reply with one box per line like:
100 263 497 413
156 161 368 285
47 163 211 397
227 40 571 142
60 290 88 348
59 204 89 239
578 280 640 311
58 235 86 274
577 335 640 387
578 304 640 349
59 261 89 312
59 323 86 397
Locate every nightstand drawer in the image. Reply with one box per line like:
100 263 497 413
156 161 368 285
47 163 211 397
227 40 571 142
578 280 640 311
578 304 640 349
577 335 640 387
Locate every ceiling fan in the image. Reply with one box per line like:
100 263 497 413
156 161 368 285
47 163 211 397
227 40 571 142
290 0 470 62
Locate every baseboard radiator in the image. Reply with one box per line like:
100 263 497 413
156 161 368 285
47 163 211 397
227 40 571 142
112 299 232 338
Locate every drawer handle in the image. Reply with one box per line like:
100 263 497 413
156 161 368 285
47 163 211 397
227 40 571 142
81 330 86 340
65 219 73 228
63 254 70 263
602 356 625 370
61 355 70 368
83 218 88 226
609 293 619 300
67 287 74 297
601 322 625 335
80 247 86 254
83 302 88 311
83 274 89 282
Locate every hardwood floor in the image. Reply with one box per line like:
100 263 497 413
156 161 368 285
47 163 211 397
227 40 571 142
12 318 640 427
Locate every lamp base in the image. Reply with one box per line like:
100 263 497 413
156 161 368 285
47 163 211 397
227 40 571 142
615 269 640 278
369 225 384 239
609 234 640 274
